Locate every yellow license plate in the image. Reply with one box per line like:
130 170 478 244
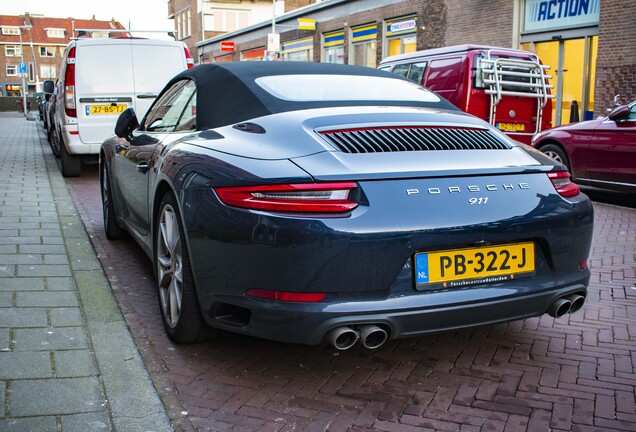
87 104 127 115
415 242 535 289
497 122 525 132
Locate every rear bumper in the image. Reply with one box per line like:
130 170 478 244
62 125 101 155
206 280 588 345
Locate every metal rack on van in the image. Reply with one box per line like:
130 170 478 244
71 29 176 39
477 48 555 138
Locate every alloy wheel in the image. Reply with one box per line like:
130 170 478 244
156 204 184 329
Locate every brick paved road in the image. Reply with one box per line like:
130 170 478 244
65 163 636 432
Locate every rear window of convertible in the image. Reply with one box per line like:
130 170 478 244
255 74 441 103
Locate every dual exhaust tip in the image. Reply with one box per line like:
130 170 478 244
325 324 388 350
547 293 586 318
327 293 585 349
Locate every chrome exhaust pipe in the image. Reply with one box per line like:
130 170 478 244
566 294 585 314
548 297 571 318
325 326 359 350
357 324 388 349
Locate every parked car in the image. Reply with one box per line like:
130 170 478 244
42 80 60 157
51 37 194 177
101 62 593 349
531 101 636 193
36 92 46 121
379 45 554 144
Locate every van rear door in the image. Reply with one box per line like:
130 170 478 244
131 41 187 120
75 41 135 145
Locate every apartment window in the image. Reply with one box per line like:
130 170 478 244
92 31 109 38
5 46 22 57
204 9 249 32
45 28 65 38
40 65 56 79
176 8 191 39
6 65 18 76
40 46 55 57
2 26 20 36
28 63 35 82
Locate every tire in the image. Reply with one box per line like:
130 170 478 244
539 143 571 172
155 192 210 343
48 126 61 157
101 163 123 240
59 138 81 177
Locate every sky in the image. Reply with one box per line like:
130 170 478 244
1 0 174 39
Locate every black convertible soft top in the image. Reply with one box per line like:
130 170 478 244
163 62 457 130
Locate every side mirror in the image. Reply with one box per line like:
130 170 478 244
607 105 630 122
43 80 55 94
114 107 139 138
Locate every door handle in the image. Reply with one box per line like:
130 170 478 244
136 162 149 174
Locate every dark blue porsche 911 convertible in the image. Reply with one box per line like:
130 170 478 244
100 62 593 349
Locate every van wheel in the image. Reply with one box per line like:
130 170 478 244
49 127 61 158
60 140 81 177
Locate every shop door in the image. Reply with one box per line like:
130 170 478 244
524 36 597 126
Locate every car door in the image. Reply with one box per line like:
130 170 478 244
588 103 636 187
113 79 196 236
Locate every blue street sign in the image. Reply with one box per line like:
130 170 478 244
19 62 27 76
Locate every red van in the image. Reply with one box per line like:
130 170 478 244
379 45 553 144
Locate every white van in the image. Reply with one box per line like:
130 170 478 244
51 37 193 176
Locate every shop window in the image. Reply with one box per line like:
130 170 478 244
282 37 313 62
385 16 418 57
242 48 266 61
323 31 344 64
5 45 21 57
351 24 377 68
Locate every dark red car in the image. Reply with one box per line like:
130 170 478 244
531 101 636 193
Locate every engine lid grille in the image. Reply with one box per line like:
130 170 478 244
319 126 512 153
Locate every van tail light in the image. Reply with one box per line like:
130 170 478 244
64 47 77 118
547 171 580 197
214 182 359 213
184 47 194 68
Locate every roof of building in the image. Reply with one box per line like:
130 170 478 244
0 14 126 45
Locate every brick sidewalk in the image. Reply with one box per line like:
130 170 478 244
65 139 636 429
0 113 171 431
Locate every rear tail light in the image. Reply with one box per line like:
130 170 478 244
184 47 194 69
64 47 76 117
214 182 358 213
547 171 580 197
246 289 326 303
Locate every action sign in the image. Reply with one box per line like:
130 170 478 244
298 18 316 30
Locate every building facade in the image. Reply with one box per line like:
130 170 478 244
0 13 125 96
167 0 315 63
198 0 635 124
